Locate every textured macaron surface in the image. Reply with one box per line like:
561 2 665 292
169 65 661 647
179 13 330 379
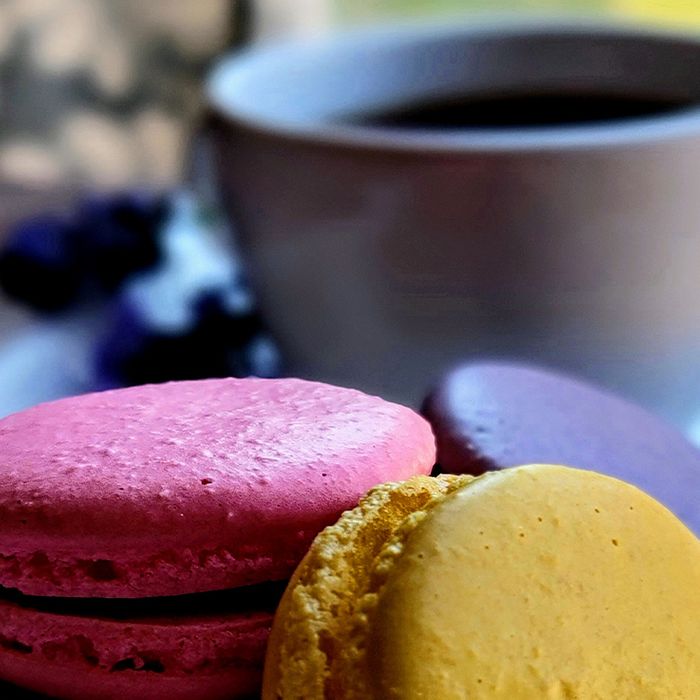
264 466 700 699
364 466 700 699
0 377 435 597
262 474 471 699
0 585 277 700
423 362 700 533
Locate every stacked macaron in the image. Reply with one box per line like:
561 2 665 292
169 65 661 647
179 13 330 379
0 378 435 699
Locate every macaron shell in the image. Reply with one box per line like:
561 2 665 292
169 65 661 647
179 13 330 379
264 466 700 699
262 474 472 700
423 362 700 533
0 377 435 597
365 466 700 698
0 653 259 700
0 596 272 700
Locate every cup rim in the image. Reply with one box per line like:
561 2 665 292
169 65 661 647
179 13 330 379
207 18 700 153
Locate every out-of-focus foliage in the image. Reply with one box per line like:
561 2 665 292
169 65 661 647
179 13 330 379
336 0 607 21
613 0 700 26
334 0 700 25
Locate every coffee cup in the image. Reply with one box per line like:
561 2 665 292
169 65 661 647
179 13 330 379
207 20 700 426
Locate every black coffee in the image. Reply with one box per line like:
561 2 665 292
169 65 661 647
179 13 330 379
350 91 694 130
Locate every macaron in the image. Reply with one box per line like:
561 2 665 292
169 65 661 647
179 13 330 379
0 377 435 699
422 361 700 533
263 465 700 699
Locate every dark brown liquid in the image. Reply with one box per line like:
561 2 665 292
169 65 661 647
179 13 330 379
351 91 694 130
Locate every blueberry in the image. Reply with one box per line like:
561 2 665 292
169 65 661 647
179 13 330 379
0 215 82 312
193 289 282 377
228 333 283 379
95 293 217 386
96 286 281 387
194 289 262 347
94 297 153 387
94 192 282 386
76 191 167 292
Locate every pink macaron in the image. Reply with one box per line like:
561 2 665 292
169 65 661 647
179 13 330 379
0 377 435 699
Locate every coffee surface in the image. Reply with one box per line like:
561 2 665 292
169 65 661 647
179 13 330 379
350 91 695 129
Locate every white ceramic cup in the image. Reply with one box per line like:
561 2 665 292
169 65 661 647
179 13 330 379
207 21 700 425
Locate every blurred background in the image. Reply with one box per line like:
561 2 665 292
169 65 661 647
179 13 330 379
0 0 699 428
1 0 698 190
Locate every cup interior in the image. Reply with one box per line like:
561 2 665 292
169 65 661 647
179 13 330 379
208 22 700 144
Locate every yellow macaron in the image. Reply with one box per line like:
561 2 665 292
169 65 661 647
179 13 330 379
263 464 700 699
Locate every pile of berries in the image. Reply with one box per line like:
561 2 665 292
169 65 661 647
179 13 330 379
0 192 165 312
0 191 281 387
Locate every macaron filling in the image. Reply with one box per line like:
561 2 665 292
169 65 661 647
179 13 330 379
0 579 287 619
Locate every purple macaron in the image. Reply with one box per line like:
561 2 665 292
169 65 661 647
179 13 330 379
422 361 700 534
